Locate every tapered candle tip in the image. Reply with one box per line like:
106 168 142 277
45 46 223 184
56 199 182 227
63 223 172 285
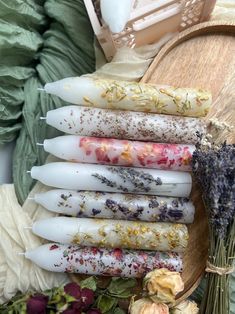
18 252 26 256
40 117 46 120
28 197 35 200
36 143 44 146
26 170 31 174
24 226 32 230
37 88 45 92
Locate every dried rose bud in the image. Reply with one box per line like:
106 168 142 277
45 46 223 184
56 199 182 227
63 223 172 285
171 299 199 313
87 309 102 314
81 288 94 309
129 298 169 314
64 282 81 299
27 294 48 314
143 269 184 304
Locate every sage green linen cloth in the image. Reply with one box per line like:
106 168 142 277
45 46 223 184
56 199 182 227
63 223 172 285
0 0 96 203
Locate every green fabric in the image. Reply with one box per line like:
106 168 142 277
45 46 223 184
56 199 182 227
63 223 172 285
0 0 95 203
0 0 46 143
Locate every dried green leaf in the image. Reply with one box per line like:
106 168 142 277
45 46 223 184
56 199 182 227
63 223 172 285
97 295 118 313
80 276 97 291
113 307 126 314
107 278 137 298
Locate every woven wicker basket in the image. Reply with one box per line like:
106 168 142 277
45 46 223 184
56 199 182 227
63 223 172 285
84 0 216 61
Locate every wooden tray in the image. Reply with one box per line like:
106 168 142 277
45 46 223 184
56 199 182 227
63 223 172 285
71 21 235 305
142 20 235 302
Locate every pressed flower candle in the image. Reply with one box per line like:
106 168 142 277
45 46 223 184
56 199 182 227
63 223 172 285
43 106 206 144
42 135 195 171
43 77 212 117
31 217 189 252
34 189 195 223
24 243 183 277
30 162 192 197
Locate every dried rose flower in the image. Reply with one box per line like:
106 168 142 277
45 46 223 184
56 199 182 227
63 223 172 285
129 298 169 314
81 288 94 309
170 299 199 313
64 282 81 299
87 309 102 314
143 269 184 304
27 294 48 314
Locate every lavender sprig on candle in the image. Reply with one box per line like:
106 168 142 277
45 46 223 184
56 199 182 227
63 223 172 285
192 143 235 314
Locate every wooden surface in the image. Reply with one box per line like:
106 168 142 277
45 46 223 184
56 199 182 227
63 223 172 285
142 20 235 301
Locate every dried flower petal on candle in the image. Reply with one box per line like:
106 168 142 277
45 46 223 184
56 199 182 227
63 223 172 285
34 190 195 223
45 106 206 144
143 268 184 304
43 135 195 171
44 77 212 117
25 243 183 277
32 217 189 252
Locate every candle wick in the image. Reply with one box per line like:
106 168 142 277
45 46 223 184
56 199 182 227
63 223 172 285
37 88 45 92
40 117 46 120
36 143 44 146
26 170 31 174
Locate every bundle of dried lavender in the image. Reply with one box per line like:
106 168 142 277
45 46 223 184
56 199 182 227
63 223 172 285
192 143 235 314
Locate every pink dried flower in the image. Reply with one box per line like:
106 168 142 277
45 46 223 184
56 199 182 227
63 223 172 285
64 282 81 299
27 294 48 314
81 288 94 309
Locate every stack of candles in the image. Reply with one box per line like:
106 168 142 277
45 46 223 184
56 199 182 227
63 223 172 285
24 77 212 278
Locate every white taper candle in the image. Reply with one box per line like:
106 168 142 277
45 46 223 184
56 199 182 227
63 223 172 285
32 217 189 252
100 0 132 33
30 162 192 197
24 243 183 277
44 106 206 144
42 135 195 171
44 77 211 117
34 189 195 223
